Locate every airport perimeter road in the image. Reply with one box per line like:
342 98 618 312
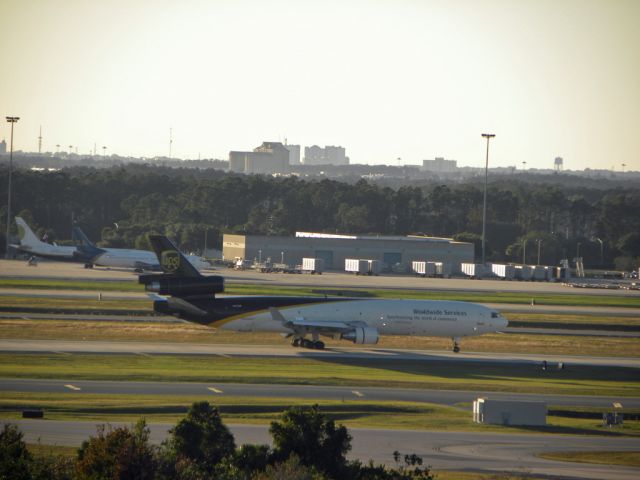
8 419 640 480
2 258 640 297
2 339 639 368
3 378 639 408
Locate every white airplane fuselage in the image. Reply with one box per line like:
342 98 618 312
215 299 507 339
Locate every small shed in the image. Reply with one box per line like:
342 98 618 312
473 398 547 426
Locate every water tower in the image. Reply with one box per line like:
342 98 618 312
554 157 563 172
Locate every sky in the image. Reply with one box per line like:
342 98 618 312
1 0 639 170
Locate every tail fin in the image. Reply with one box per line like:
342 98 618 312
72 226 95 247
72 226 104 259
148 235 201 277
15 217 44 247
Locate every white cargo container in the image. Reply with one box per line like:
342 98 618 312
461 263 486 279
532 265 547 281
345 258 369 275
440 262 456 277
368 259 381 276
302 257 324 274
515 265 533 280
412 261 436 277
473 398 546 426
492 263 516 280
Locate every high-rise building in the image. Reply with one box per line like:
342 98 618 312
422 157 457 172
303 145 349 165
285 144 301 165
229 141 290 174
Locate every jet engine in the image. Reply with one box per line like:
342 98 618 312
139 274 224 297
342 327 379 345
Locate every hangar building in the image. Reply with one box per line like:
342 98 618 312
223 232 474 271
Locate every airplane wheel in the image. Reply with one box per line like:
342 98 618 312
314 341 325 350
301 339 313 349
453 345 460 353
292 338 301 347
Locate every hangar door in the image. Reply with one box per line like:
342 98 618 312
383 252 402 270
314 250 334 269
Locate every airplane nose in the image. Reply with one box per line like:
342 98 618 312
500 316 509 330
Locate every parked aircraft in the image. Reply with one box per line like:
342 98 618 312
73 225 211 271
13 217 210 271
12 217 90 262
141 235 508 352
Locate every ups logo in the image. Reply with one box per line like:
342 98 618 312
161 251 180 273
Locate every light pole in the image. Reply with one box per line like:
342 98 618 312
522 238 527 265
281 251 284 264
576 242 581 259
5 116 19 259
593 237 603 265
536 239 542 265
481 133 495 265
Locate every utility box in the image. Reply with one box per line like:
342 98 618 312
302 257 324 274
473 398 547 426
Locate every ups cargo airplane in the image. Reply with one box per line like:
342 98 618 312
142 235 508 352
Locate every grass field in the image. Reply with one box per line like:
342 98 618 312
0 295 151 312
2 318 639 357
1 353 638 397
2 392 638 437
537 450 640 467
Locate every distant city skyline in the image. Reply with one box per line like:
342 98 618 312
1 0 638 171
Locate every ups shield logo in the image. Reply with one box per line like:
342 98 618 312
161 251 180 273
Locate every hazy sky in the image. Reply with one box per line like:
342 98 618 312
1 0 638 170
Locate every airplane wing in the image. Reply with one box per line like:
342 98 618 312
269 307 354 333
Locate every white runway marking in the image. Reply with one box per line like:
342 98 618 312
352 390 364 398
207 387 224 394
64 384 81 391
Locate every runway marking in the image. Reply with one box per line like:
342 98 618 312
64 384 81 391
216 353 231 358
53 351 72 356
207 387 224 394
352 390 364 398
136 352 153 357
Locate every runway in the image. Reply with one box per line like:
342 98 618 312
8 419 640 479
2 338 639 368
3 258 640 297
3 377 639 408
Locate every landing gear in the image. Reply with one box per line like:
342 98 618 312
452 337 461 353
291 337 325 350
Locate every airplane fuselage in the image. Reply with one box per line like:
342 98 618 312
163 296 506 339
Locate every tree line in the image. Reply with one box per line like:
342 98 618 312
1 164 639 269
1 402 432 480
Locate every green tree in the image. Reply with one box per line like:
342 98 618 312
163 401 236 476
270 405 351 480
76 419 157 480
0 423 32 480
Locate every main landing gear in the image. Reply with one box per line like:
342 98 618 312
291 337 325 350
452 337 461 353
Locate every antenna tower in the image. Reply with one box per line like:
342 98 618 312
169 127 173 158
38 126 42 154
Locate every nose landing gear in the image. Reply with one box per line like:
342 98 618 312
452 337 461 353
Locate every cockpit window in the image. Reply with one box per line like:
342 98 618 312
491 312 500 318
